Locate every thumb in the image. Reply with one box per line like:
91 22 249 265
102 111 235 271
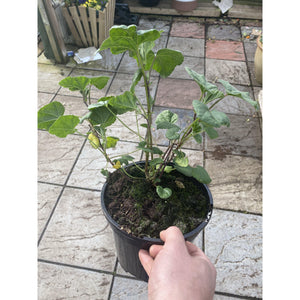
160 226 187 254
138 249 154 276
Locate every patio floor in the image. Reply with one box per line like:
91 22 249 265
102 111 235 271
38 15 262 299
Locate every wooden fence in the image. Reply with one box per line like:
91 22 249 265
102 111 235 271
62 0 115 48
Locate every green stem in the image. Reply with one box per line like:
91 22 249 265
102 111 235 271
106 106 145 141
136 50 154 178
208 94 227 110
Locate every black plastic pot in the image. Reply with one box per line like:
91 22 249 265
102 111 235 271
100 162 213 281
139 0 160 7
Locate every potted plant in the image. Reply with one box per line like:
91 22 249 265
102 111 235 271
254 34 263 85
62 0 116 48
38 25 259 281
172 0 198 12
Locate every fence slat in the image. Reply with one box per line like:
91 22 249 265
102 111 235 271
98 10 105 49
70 6 88 47
78 6 93 46
89 8 98 48
62 7 83 46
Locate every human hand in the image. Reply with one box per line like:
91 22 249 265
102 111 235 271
138 226 216 300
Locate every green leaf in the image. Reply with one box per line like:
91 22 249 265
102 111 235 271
137 28 161 45
100 25 138 54
130 69 143 93
149 158 164 166
193 101 220 127
193 101 229 128
101 169 109 177
48 115 80 138
152 147 164 155
193 134 202 144
115 155 134 166
164 165 174 173
156 186 172 199
139 41 155 63
152 49 184 78
185 67 219 95
109 91 138 115
88 104 116 128
137 141 152 153
90 76 110 90
174 155 189 167
106 136 119 148
59 76 90 92
79 111 92 124
100 25 161 56
210 110 230 127
137 142 163 154
203 90 225 104
191 166 211 184
120 155 134 165
155 110 178 129
144 50 155 70
218 79 259 110
204 126 219 139
38 101 65 130
166 126 180 140
175 164 192 177
175 165 211 184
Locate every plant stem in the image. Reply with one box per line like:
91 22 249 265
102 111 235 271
208 95 226 110
106 106 145 141
136 50 154 179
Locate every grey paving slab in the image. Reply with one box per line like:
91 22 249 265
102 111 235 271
67 141 142 190
191 228 204 250
108 73 159 105
38 64 72 93
58 68 113 99
169 56 205 79
138 15 172 35
110 276 148 300
38 130 84 184
243 41 257 62
155 78 201 110
38 187 117 272
206 58 250 86
205 153 262 214
167 36 205 57
38 92 55 109
207 25 241 41
116 262 136 278
205 209 262 298
38 262 112 300
205 114 262 158
38 183 63 239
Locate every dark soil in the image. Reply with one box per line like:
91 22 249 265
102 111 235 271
103 164 210 239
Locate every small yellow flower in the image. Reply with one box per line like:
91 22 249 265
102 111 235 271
113 161 121 169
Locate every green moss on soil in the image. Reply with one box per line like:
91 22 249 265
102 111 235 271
104 165 210 239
